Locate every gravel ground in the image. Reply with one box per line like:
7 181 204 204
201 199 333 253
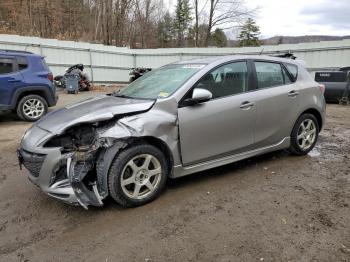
0 91 349 262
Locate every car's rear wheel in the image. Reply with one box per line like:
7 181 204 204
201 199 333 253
289 113 319 155
17 95 48 122
108 144 168 207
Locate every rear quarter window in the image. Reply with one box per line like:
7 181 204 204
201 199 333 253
285 63 298 81
17 57 28 70
315 72 347 82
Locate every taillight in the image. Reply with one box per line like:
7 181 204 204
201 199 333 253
319 84 325 94
48 73 53 82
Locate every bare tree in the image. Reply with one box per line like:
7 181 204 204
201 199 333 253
134 0 162 48
0 0 258 48
205 0 255 46
113 0 134 46
193 0 199 47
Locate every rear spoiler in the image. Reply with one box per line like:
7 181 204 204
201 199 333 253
273 53 296 60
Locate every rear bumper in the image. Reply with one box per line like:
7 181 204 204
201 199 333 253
47 90 58 107
54 92 59 103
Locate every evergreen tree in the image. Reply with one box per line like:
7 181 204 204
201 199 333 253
238 18 261 47
210 28 227 47
158 12 174 47
174 0 192 47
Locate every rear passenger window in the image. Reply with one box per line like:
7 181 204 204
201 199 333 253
0 58 14 74
255 62 284 88
285 64 298 80
195 61 249 99
17 57 28 70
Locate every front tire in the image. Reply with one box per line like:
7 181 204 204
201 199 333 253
289 113 319 155
16 95 48 122
108 144 168 207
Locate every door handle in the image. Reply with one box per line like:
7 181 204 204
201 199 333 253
240 101 254 109
288 90 299 97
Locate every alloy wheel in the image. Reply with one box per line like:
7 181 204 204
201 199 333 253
23 98 45 119
120 154 162 200
297 119 317 150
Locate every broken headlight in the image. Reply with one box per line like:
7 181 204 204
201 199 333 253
44 124 97 151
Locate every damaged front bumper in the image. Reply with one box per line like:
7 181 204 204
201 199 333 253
18 146 105 209
66 153 104 209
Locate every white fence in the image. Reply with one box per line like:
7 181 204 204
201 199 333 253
1 34 350 83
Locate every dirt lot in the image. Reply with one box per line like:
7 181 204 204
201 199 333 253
0 91 349 262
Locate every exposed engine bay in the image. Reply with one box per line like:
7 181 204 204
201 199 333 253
44 124 97 151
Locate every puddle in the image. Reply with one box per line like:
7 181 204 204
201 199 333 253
308 148 321 157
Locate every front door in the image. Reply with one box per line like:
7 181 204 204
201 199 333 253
178 61 256 166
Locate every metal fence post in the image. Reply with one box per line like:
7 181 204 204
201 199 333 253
133 53 137 68
88 48 94 84
39 44 43 56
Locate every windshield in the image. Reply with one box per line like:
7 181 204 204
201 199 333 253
118 64 205 99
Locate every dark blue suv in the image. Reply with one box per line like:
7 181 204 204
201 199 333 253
0 50 58 121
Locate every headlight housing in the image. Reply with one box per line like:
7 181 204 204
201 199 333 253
44 124 96 151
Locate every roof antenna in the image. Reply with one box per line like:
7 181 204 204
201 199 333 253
259 48 264 55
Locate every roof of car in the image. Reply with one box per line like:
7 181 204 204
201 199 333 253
0 49 41 57
175 55 301 66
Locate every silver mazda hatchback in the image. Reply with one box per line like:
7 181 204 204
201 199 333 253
18 55 326 209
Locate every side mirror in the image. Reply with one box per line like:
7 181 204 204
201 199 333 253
189 88 212 104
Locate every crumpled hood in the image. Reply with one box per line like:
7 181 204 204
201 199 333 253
36 95 155 134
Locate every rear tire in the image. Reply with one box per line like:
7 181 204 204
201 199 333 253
108 144 168 208
289 113 319 155
16 95 48 122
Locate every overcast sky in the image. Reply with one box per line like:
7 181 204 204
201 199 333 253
246 0 350 38
165 0 350 38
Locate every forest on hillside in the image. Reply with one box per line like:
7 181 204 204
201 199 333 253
0 0 256 48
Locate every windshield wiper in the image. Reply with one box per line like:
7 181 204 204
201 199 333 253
112 92 134 99
111 91 155 101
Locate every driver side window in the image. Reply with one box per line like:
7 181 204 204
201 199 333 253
195 61 248 99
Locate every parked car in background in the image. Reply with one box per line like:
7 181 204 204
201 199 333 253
315 69 350 103
18 55 325 209
0 50 58 121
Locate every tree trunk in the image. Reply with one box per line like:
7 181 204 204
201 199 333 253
206 0 215 47
194 0 198 47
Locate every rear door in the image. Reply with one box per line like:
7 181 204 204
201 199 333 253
0 57 23 107
252 60 300 148
178 61 256 166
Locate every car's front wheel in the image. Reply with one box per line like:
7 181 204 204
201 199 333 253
108 144 168 207
17 95 48 121
289 113 319 155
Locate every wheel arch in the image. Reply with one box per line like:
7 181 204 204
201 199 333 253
128 136 174 177
12 87 51 109
299 108 323 130
96 136 174 198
